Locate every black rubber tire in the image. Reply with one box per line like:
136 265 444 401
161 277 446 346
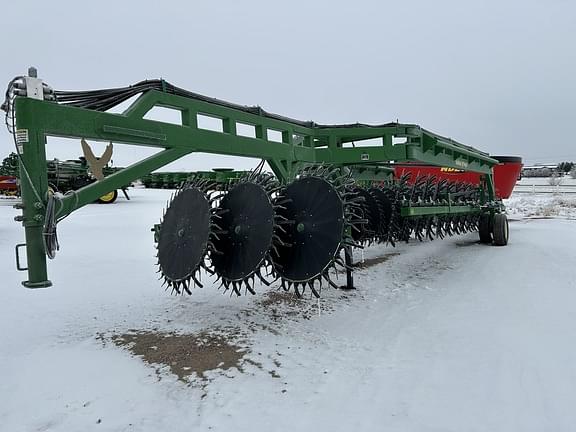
97 189 118 204
492 213 509 246
478 213 493 243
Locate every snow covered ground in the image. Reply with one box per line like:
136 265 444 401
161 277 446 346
506 194 576 219
1 189 575 432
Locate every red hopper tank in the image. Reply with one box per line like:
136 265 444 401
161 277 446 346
394 156 522 199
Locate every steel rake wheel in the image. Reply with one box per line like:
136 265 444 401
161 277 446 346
367 186 393 244
270 166 361 297
352 175 484 246
210 172 280 296
155 167 486 298
351 187 380 245
156 179 220 294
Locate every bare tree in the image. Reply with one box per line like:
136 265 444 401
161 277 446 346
548 172 564 186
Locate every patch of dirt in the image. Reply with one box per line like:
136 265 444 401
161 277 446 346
108 329 247 382
354 252 400 268
255 289 334 321
259 290 305 308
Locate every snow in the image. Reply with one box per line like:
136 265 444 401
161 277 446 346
505 194 576 219
1 189 576 431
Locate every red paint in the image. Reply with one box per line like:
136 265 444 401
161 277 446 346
393 156 522 199
0 175 18 191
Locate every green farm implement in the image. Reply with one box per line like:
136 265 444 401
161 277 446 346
3 68 517 293
141 168 249 189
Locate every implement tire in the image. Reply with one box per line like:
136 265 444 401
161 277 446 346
492 213 509 246
478 213 493 244
97 189 118 204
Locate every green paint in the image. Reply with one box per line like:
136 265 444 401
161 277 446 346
400 205 481 217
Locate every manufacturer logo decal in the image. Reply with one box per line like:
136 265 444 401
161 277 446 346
440 167 464 173
16 129 29 144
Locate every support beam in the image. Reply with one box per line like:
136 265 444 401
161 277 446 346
55 148 191 219
400 205 481 217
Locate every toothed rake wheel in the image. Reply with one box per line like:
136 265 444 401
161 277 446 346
211 176 276 294
351 187 380 244
271 173 351 296
368 186 393 243
157 185 214 294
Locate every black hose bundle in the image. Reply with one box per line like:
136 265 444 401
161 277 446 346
54 80 399 130
43 193 60 259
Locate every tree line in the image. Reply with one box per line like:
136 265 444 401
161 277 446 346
557 161 574 174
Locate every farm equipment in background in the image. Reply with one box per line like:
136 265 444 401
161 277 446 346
0 152 19 196
3 68 521 294
0 175 18 196
0 152 129 203
44 157 129 203
141 168 249 189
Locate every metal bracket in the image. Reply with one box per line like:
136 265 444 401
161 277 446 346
24 76 44 101
15 243 28 271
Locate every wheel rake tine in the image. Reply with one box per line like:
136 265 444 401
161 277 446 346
459 217 466 233
436 220 445 239
334 256 354 271
170 281 181 295
321 273 338 288
267 185 284 195
214 208 231 218
309 280 320 298
244 279 256 295
231 283 242 297
274 197 292 206
426 220 435 241
274 213 293 223
181 279 193 295
275 220 295 231
191 274 203 289
256 269 272 286
201 262 215 275
416 223 424 241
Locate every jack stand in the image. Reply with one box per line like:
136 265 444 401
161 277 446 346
121 187 130 200
340 246 355 290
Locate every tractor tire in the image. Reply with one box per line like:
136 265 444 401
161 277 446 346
478 213 492 243
492 213 509 246
97 189 118 204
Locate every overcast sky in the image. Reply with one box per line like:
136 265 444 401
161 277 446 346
2 0 575 169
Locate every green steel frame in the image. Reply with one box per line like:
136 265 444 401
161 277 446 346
12 85 499 288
